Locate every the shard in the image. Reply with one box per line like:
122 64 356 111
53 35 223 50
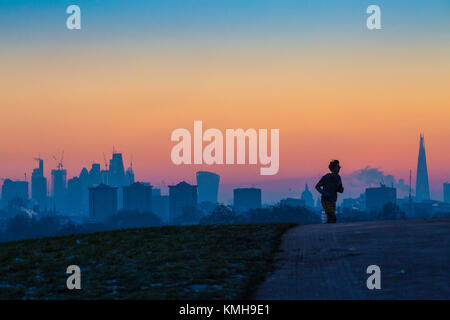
415 134 430 201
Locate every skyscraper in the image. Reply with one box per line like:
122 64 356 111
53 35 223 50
416 134 430 202
125 163 135 186
79 167 90 213
89 163 102 186
108 153 126 187
51 168 67 212
101 169 109 185
31 158 47 212
196 171 220 204
67 177 83 214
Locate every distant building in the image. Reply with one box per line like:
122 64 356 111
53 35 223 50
169 181 197 224
444 183 450 203
101 169 109 185
125 162 135 186
365 185 397 212
196 171 220 204
358 193 366 211
79 167 90 213
412 200 450 218
1 179 29 210
108 153 126 187
301 184 314 208
280 198 305 208
152 194 169 222
89 163 102 186
233 188 262 213
67 177 83 214
79 168 89 185
31 158 47 212
89 184 117 220
123 182 152 213
152 188 161 197
51 168 67 212
151 188 169 221
416 134 431 201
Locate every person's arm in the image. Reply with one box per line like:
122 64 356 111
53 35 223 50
337 176 344 193
315 176 329 196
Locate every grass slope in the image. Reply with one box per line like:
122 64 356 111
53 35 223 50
0 223 295 299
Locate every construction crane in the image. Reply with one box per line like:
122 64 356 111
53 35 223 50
52 151 64 170
103 152 109 170
34 153 42 164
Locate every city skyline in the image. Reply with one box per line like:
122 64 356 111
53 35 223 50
0 134 448 204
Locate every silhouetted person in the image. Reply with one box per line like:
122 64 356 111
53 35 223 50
315 160 344 223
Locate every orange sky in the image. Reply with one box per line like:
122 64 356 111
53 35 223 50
0 40 449 194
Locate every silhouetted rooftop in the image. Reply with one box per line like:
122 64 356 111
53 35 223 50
88 184 117 190
124 182 152 188
170 181 197 188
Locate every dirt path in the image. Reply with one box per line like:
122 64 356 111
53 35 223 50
254 219 450 299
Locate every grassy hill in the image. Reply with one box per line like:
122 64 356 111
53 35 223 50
0 223 295 299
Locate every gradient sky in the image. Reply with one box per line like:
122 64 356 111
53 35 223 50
0 1 449 201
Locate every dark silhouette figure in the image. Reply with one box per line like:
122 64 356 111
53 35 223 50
315 160 344 223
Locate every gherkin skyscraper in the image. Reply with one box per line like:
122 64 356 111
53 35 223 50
415 134 430 201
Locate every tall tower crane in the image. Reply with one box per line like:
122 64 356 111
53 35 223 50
103 153 109 170
52 151 64 170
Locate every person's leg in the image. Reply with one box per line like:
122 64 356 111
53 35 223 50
321 199 337 223
328 208 336 223
328 202 337 223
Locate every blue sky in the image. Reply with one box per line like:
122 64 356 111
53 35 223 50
1 0 448 44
